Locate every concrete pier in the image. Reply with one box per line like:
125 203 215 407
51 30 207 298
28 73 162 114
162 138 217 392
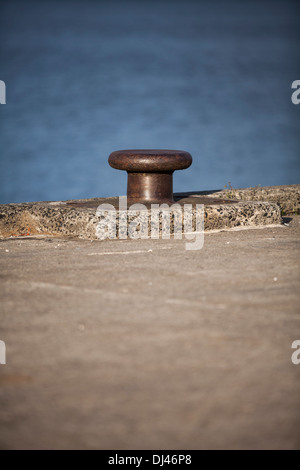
3 184 299 240
0 185 299 449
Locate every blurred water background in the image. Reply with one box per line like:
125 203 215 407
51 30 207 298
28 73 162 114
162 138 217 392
0 0 299 203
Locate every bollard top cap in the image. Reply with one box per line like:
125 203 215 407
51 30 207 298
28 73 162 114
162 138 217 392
108 149 192 172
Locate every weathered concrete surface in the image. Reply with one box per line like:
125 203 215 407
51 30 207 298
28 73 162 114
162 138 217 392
0 217 300 449
202 184 300 215
0 184 289 240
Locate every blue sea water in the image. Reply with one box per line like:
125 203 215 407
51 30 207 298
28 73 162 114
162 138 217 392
0 0 299 203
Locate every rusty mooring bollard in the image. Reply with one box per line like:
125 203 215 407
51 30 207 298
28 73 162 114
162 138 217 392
108 149 192 204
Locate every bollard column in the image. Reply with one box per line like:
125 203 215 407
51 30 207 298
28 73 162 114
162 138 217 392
108 149 192 204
